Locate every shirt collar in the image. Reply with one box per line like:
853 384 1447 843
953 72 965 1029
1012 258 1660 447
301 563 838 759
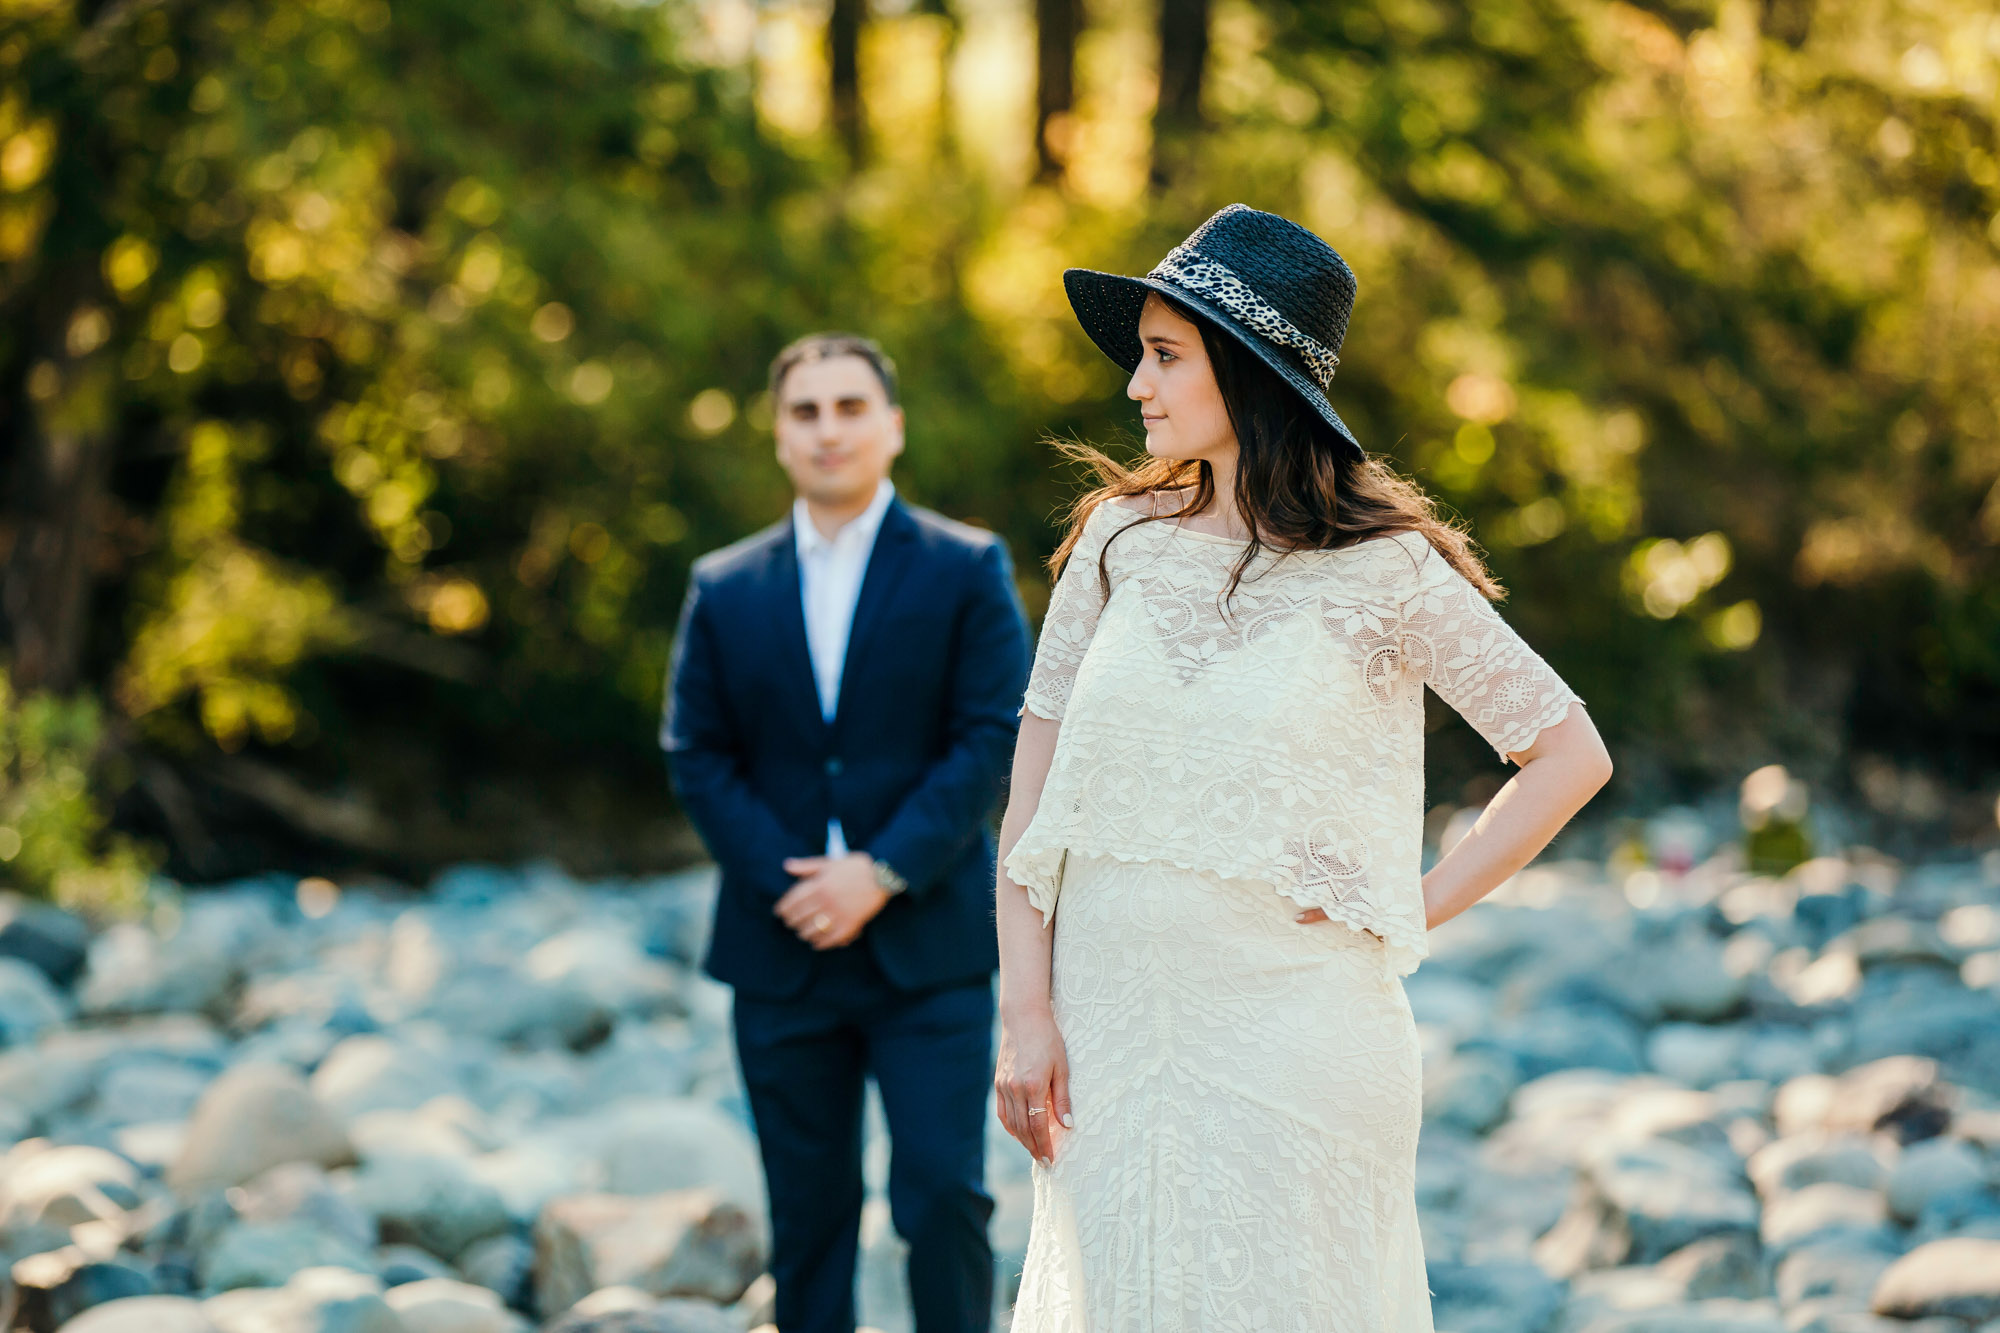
793 478 896 560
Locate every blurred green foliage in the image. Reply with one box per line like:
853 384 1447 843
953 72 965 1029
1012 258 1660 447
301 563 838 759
0 669 153 911
0 0 1995 873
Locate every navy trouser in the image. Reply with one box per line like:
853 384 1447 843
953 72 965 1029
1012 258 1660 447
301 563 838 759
732 945 995 1333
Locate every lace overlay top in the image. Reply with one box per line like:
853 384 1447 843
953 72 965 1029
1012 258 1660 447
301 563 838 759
1006 501 1585 975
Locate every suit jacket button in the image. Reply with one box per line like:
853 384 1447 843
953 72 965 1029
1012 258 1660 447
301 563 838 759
824 757 843 776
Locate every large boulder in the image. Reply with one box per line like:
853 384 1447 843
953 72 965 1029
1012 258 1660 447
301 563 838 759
420 966 610 1051
1774 1058 1953 1144
1885 1136 1988 1222
374 1243 457 1287
311 1037 469 1119
169 1063 355 1193
1775 1237 1898 1306
1845 986 2000 1093
230 1162 376 1253
347 1097 493 1164
1747 1134 1891 1200
589 1099 764 1219
1869 1236 2000 1321
1423 1048 1519 1134
576 1029 702 1106
532 1190 764 1318
1539 1137 1759 1274
90 1059 214 1128
456 1232 534 1311
0 1142 142 1236
77 917 234 1019
544 1301 741 1333
1477 1005 1645 1081
199 1219 376 1290
1645 1025 1749 1090
635 869 717 970
1596 1087 1742 1166
382 1278 528 1333
0 956 70 1046
1568 1298 1787 1333
1613 924 1751 1024
524 928 681 1019
465 1141 588 1225
202 1266 403 1333
1560 1264 1688 1328
1841 917 1963 971
0 1048 95 1138
1786 1314 1967 1333
1656 1233 1767 1300
12 1256 156 1330
1424 1259 1563 1333
349 1154 510 1263
1404 971 1495 1043
0 896 89 987
56 1295 219 1333
1759 1182 1891 1254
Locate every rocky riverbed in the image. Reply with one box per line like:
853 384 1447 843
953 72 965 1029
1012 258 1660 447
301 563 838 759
1 841 1998 1333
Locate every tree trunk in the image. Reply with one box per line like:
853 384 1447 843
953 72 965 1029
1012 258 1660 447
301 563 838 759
2 424 113 694
829 0 867 165
2 258 117 696
1035 0 1083 181
1152 0 1209 186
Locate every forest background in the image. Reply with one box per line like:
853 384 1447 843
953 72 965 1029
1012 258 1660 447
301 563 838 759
3 0 1998 904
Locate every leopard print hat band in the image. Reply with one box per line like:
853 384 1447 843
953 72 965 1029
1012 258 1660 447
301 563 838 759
1061 204 1364 459
1149 247 1343 391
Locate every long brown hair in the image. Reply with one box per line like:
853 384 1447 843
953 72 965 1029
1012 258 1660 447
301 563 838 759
1049 293 1503 605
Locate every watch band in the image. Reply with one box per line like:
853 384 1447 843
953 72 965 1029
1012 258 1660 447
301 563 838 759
871 858 910 896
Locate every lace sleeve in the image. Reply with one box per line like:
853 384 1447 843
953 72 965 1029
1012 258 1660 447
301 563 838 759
1399 542 1584 764
1020 504 1123 721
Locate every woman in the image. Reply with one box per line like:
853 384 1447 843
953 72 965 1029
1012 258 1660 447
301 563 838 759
995 204 1613 1330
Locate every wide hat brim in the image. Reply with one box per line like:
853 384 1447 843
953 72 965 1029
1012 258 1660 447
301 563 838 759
1063 267 1363 460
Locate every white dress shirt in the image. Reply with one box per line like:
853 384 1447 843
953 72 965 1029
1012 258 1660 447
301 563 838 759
793 478 896 857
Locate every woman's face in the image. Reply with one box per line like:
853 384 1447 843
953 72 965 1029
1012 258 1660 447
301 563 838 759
1128 293 1236 467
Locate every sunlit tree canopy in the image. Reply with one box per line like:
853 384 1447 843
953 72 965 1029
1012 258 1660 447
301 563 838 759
1 0 1995 883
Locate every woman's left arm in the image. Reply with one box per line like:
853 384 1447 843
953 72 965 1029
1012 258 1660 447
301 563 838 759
1420 701 1613 929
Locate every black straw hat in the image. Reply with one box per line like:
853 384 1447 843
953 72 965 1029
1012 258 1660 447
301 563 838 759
1064 203 1363 459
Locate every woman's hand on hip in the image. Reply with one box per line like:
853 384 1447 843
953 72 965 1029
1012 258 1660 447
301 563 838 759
1294 906 1384 943
995 1005 1072 1167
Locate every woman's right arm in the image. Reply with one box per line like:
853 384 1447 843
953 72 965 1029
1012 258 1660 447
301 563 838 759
993 709 1070 1167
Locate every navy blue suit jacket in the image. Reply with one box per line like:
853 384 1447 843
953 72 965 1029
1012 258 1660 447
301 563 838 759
661 497 1031 1001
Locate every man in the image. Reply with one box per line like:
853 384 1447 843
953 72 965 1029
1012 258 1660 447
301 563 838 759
661 332 1030 1333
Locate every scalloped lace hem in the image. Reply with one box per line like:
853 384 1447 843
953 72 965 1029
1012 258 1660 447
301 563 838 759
1489 688 1586 763
1004 839 1429 975
1018 686 1066 722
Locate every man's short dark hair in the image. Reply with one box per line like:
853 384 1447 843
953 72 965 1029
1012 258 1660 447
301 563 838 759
767 332 900 407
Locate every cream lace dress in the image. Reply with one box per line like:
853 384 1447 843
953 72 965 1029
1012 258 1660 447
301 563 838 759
1004 502 1583 1332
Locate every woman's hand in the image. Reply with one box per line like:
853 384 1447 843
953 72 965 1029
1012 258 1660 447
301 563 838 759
995 1004 1072 1167
1293 906 1383 943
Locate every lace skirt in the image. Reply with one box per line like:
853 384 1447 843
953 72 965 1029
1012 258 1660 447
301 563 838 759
1011 852 1432 1333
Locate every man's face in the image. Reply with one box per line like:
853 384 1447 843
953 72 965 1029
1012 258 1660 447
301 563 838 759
773 354 905 507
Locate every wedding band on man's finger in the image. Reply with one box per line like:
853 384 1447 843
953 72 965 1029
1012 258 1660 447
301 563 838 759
811 912 832 933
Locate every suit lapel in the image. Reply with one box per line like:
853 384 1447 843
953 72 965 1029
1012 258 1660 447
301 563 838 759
833 499 917 730
764 531 829 744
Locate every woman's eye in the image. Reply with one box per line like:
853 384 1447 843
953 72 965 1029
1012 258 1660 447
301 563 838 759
1156 348 1176 364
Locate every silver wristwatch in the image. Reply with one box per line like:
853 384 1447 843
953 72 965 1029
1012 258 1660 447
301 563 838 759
871 858 909 896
